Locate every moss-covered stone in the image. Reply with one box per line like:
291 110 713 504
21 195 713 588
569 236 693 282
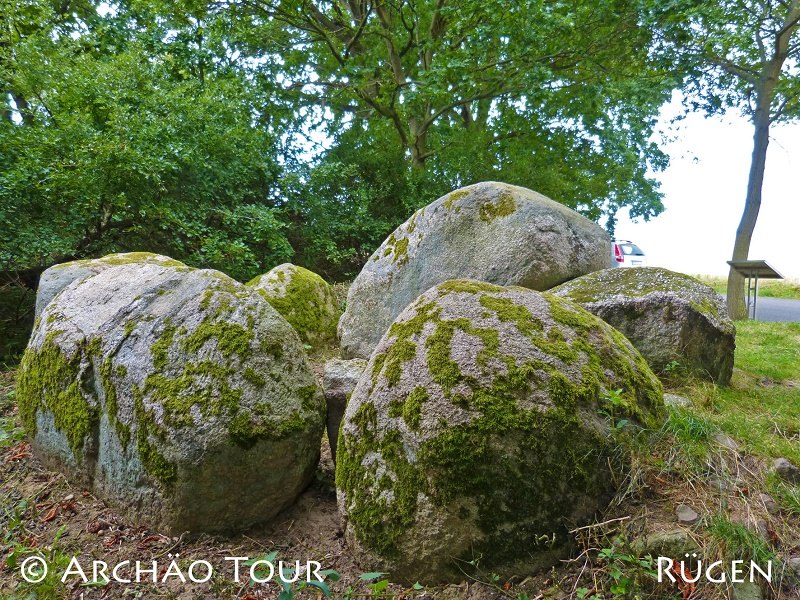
551 267 736 384
36 252 190 318
338 182 612 360
337 279 664 584
17 333 99 457
20 260 325 534
247 263 338 347
478 191 517 222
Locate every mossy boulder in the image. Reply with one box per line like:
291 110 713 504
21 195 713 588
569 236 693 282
35 252 186 318
18 260 325 534
551 267 735 384
248 263 338 347
323 358 367 463
338 182 611 359
336 279 664 584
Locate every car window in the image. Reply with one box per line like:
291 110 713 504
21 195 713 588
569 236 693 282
619 243 644 256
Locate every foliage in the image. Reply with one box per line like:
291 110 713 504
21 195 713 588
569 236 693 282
0 283 34 365
0 0 290 281
596 538 660 598
236 0 673 228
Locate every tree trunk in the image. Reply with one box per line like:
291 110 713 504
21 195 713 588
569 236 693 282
409 117 428 170
726 99 771 320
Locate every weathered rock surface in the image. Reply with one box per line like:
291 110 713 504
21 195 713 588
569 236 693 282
336 279 664 584
774 457 800 484
632 529 699 560
552 267 736 384
759 493 780 516
35 252 185 318
248 263 339 347
18 260 325 534
323 358 368 463
338 182 611 359
663 393 692 408
676 504 700 525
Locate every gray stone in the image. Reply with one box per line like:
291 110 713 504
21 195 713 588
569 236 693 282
18 260 325 534
322 358 367 463
755 518 770 541
247 263 339 347
787 556 800 577
676 504 700 525
758 493 780 516
35 252 185 318
632 529 699 560
552 267 736 384
708 475 731 493
774 458 800 484
713 432 740 452
730 581 762 600
338 182 611 359
336 279 664 584
663 393 692 408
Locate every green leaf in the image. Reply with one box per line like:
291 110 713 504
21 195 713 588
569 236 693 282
306 579 332 597
358 572 388 581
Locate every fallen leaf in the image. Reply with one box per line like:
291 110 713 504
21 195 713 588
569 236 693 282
103 532 123 548
5 442 30 462
136 534 165 550
40 504 60 523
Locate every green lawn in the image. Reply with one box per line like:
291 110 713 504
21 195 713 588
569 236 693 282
677 321 800 465
696 275 800 301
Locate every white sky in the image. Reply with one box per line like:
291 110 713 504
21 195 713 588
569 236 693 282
614 101 800 280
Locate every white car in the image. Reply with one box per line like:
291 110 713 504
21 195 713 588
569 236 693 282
611 240 647 268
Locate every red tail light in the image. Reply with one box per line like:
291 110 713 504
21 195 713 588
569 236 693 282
613 243 624 263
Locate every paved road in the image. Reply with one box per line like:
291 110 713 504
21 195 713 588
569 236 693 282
719 294 800 322
751 297 800 322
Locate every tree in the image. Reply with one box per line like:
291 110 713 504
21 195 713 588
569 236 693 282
648 0 800 319
0 0 291 282
231 0 673 226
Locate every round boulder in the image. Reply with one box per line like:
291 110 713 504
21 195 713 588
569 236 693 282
248 263 339 347
338 182 611 359
18 260 325 534
551 267 735 384
336 279 664 584
35 252 186 318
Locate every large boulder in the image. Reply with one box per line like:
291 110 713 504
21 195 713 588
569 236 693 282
338 182 611 359
35 252 186 318
551 267 735 384
336 279 664 584
18 260 325 534
248 263 339 347
323 358 367 463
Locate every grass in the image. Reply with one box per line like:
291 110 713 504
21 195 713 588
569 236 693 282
675 322 800 465
572 320 800 599
696 274 800 300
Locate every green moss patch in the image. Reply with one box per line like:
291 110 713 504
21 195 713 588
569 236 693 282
16 334 100 457
478 191 517 222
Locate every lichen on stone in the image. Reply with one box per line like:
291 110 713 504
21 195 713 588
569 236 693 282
478 191 517 222
337 279 665 581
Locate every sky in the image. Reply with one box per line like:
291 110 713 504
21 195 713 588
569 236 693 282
613 101 800 280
